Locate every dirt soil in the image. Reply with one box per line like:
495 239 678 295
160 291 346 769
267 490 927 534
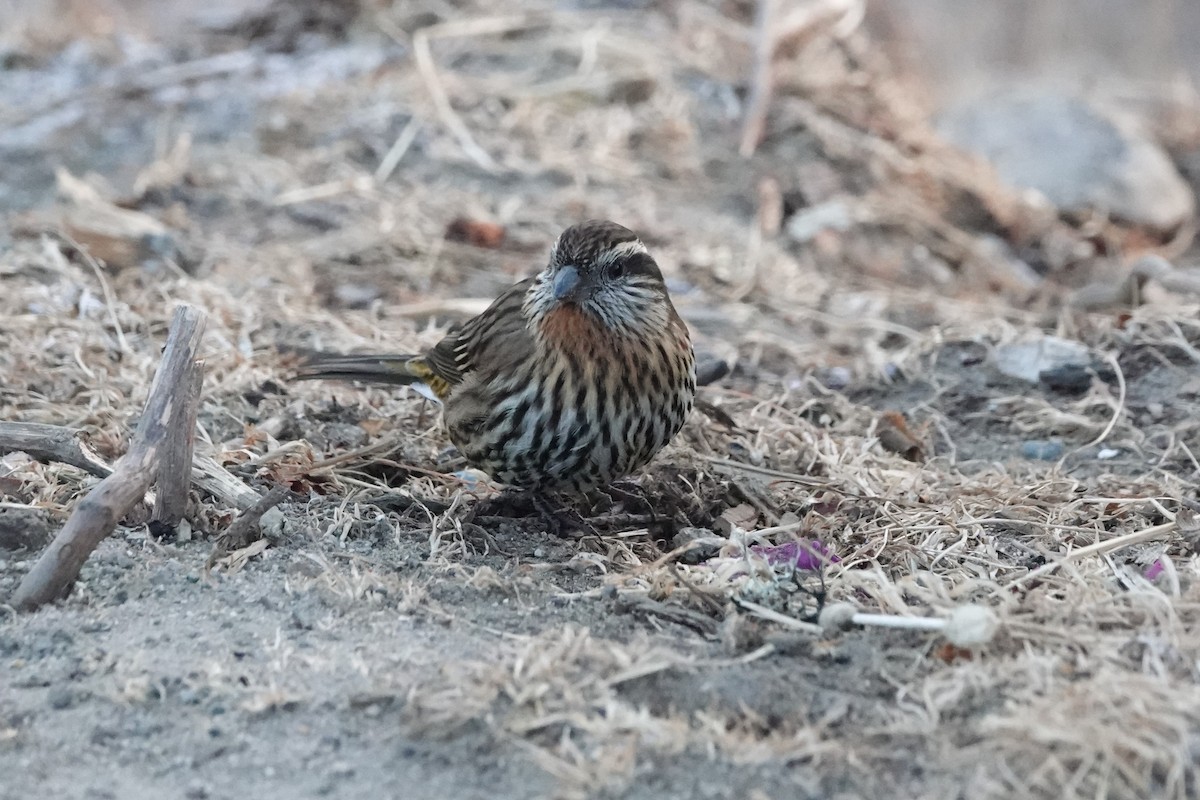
3 2 1200 799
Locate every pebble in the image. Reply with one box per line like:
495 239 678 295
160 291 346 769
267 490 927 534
671 527 724 563
1021 440 1064 461
994 336 1091 384
47 687 75 710
1039 366 1091 396
786 200 854 243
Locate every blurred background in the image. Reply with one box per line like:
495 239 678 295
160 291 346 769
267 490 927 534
7 0 1200 101
3 0 1199 319
872 0 1200 102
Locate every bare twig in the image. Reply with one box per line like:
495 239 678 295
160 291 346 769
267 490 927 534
738 0 777 158
6 50 257 132
413 26 498 171
1002 520 1179 592
191 454 286 539
374 116 422 183
63 232 132 355
11 305 207 610
211 484 292 562
0 422 114 479
151 360 204 533
191 454 265 509
733 597 824 634
613 592 720 636
738 0 862 157
411 14 553 171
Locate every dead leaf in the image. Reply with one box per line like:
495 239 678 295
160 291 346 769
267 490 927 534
877 410 924 461
445 217 506 249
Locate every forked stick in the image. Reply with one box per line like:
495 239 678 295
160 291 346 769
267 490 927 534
11 305 207 610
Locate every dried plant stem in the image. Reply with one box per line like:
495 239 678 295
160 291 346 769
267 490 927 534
1004 520 1179 592
209 485 292 565
738 0 777 157
66 232 131 356
374 116 422 183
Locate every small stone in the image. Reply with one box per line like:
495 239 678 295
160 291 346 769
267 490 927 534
1021 440 1064 461
816 366 852 391
694 358 730 387
786 200 854 243
1038 365 1090 394
48 687 74 709
671 527 723 563
938 90 1194 230
994 336 1091 384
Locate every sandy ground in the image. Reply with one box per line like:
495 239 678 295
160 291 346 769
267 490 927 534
2 2 1200 799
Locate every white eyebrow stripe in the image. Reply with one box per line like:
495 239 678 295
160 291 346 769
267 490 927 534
604 240 647 261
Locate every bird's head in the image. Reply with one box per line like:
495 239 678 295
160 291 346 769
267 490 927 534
524 220 674 339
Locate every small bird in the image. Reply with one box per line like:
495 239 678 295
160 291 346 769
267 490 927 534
296 220 696 497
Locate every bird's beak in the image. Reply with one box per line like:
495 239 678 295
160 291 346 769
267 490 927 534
553 265 582 302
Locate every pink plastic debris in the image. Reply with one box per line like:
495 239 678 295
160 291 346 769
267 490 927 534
752 540 839 571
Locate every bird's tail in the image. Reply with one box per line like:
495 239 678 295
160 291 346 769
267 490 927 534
292 352 426 387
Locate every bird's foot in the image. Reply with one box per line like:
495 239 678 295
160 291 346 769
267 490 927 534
529 492 597 539
464 489 537 521
464 490 595 538
602 479 656 517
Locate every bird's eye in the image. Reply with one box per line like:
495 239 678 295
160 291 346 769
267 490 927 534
606 260 626 280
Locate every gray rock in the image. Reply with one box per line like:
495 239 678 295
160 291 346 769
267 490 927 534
671 527 724 564
938 91 1195 230
48 687 75 710
1022 440 1064 461
993 336 1091 384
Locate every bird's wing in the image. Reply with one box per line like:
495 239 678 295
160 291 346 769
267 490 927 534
420 277 536 387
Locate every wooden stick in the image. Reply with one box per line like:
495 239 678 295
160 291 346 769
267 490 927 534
0 422 114 479
0 421 283 537
738 0 862 158
191 455 286 540
738 0 777 158
11 305 207 610
151 362 204 533
217 485 292 555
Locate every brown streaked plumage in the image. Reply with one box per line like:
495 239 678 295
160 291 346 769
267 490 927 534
295 220 696 493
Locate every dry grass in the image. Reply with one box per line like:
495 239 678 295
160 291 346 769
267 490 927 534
2 1 1200 798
